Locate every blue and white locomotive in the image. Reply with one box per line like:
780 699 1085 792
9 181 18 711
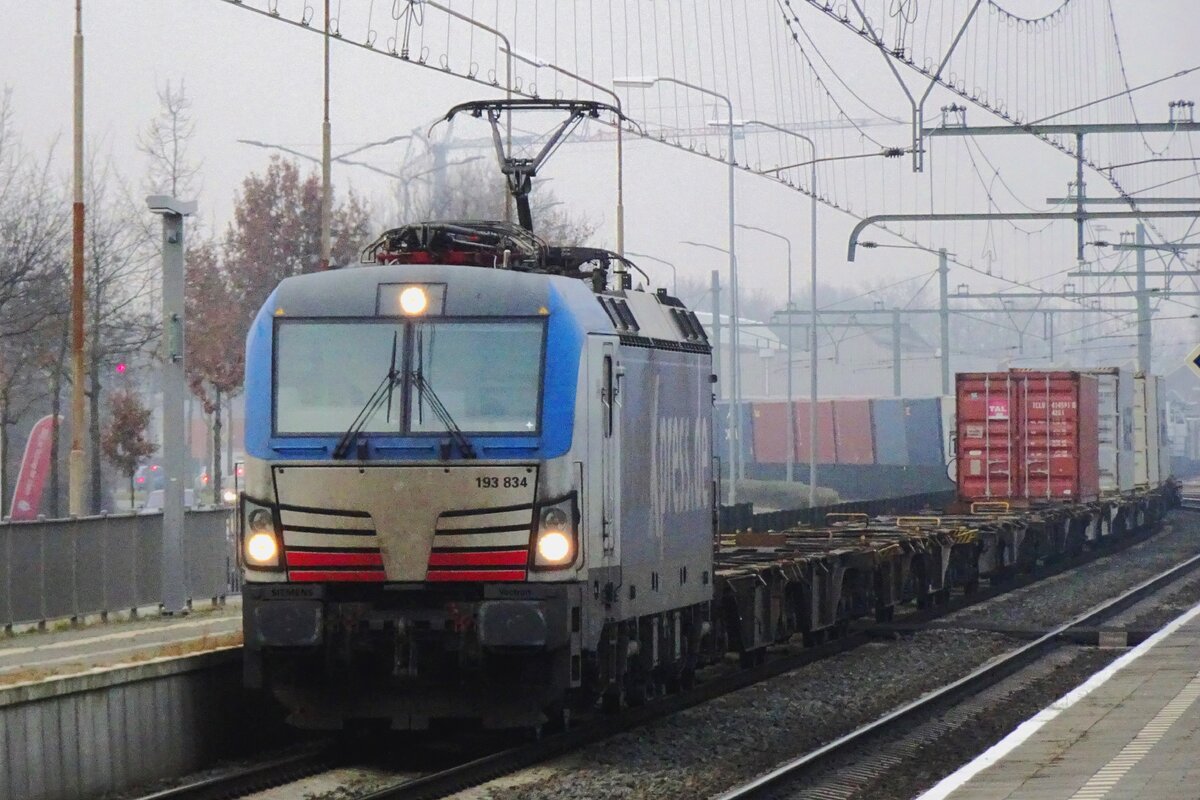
238 221 715 730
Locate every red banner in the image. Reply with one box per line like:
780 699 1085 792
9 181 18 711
10 415 60 521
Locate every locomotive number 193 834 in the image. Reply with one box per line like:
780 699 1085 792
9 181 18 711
476 476 529 489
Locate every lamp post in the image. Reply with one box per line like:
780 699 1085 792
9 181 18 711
147 195 197 615
737 223 795 483
681 239 741 496
617 75 741 503
69 0 86 516
732 120 819 508
859 240 953 395
504 48 625 259
624 251 677 294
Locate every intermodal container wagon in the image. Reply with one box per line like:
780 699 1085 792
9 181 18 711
956 371 1100 503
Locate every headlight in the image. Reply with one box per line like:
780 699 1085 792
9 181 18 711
222 489 238 504
536 531 572 563
399 286 428 315
533 495 578 568
241 501 282 570
245 531 279 565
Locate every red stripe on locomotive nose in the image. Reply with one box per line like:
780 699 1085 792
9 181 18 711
428 549 529 567
286 551 384 568
288 569 387 582
425 569 527 582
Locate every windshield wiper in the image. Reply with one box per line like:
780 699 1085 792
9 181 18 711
410 368 476 459
332 332 400 460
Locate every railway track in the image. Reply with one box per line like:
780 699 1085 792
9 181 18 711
135 744 344 800
712 549 1200 800
131 506 1194 800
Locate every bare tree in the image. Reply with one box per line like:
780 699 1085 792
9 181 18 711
138 79 201 200
0 90 69 516
83 157 158 512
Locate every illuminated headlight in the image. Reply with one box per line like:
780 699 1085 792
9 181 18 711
533 497 577 568
222 488 238 504
241 501 281 569
399 286 428 315
245 532 279 565
536 531 572 563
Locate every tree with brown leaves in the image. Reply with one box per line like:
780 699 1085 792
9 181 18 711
185 239 244 504
224 155 372 328
101 387 157 510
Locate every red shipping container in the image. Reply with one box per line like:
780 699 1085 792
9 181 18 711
833 399 875 464
793 400 837 463
956 371 1099 503
751 402 793 464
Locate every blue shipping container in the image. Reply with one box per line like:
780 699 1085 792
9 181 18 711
713 400 755 474
904 398 944 466
871 399 909 466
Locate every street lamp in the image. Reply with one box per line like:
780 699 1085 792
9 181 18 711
859 240 954 395
624 251 678 294
503 47 626 259
617 75 742 504
720 119 819 508
146 194 197 615
737 223 796 483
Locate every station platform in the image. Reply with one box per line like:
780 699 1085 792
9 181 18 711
921 600 1200 800
0 599 241 688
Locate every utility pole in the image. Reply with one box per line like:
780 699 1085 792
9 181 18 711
938 248 950 395
892 310 902 396
1136 223 1151 373
711 269 735 503
319 0 332 270
68 0 86 516
147 195 197 615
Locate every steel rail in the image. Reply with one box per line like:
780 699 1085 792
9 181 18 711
713 547 1200 800
134 744 343 800
132 505 1183 800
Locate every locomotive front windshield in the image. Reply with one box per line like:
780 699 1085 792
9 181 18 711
274 318 544 437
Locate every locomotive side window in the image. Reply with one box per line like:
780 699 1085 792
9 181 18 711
603 355 614 438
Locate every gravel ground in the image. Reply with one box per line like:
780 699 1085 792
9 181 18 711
449 630 1019 800
946 516 1200 629
783 647 1119 800
448 512 1200 800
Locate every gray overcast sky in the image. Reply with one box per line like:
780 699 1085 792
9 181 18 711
1 1 1198 311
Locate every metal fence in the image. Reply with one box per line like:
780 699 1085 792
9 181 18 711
0 509 235 628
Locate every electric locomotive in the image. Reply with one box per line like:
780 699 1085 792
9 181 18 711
238 220 715 730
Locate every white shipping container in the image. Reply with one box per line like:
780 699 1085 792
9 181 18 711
1157 376 1172 480
940 394 957 483
1084 368 1136 494
1133 373 1165 487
